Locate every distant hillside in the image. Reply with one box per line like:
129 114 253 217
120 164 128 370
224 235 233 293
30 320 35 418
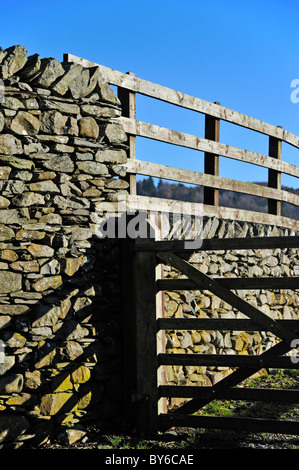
137 177 299 220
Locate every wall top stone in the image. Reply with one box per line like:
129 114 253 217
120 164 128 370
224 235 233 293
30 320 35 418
0 45 120 106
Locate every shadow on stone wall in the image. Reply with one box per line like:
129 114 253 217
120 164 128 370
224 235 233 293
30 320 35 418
0 234 125 448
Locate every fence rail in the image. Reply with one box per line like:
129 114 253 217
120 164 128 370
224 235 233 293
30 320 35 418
65 52 299 230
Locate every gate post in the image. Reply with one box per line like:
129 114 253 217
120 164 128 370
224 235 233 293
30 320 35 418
121 220 165 435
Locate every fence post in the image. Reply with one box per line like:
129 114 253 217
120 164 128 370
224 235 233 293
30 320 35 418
203 101 220 206
118 72 137 195
268 127 282 216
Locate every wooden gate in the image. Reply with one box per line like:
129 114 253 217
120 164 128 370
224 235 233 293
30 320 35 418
122 234 299 435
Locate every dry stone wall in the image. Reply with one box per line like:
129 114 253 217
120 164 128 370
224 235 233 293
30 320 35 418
0 45 129 447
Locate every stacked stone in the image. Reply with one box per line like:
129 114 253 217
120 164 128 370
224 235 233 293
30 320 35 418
0 45 128 447
163 217 299 405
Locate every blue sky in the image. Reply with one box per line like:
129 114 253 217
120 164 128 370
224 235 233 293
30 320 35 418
1 0 299 188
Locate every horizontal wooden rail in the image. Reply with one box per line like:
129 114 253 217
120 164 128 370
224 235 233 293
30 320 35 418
160 414 299 434
157 318 299 332
158 386 299 403
121 117 299 178
134 235 299 252
65 53 299 149
158 353 299 368
128 195 299 230
126 159 299 206
157 276 299 291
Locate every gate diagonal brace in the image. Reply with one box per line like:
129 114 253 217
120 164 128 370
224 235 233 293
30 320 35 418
157 251 298 345
157 251 299 416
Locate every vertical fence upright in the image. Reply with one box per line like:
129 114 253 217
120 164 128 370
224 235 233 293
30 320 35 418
118 71 137 195
203 101 220 206
268 127 282 215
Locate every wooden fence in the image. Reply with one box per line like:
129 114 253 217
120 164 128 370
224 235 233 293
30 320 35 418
64 54 299 435
121 234 299 435
65 53 299 230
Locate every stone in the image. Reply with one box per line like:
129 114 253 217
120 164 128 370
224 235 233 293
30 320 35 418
11 111 40 135
71 365 90 384
3 96 25 110
97 75 120 105
27 243 54 258
0 196 10 208
81 104 121 119
52 62 83 96
64 341 84 360
32 304 61 327
6 393 33 406
64 320 89 340
33 275 63 292
53 195 90 210
40 259 60 275
105 178 129 189
3 331 26 348
39 98 80 115
13 170 33 181
0 209 29 224
34 341 56 368
64 426 87 445
30 326 53 338
33 57 65 87
82 187 101 197
25 370 42 389
42 154 74 173
70 227 92 240
61 257 84 276
95 149 127 164
76 161 108 175
101 123 127 143
39 213 62 224
0 112 4 133
18 53 41 79
24 97 39 110
0 304 30 315
71 137 104 149
0 134 23 154
29 180 60 193
0 272 22 293
40 110 68 134
0 356 15 376
16 229 46 241
12 192 45 207
83 66 101 97
0 249 18 262
11 260 40 273
78 116 99 139
0 226 14 243
0 414 29 444
39 393 71 416
0 45 28 79
0 155 34 170
0 315 11 329
68 68 90 99
66 116 79 136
